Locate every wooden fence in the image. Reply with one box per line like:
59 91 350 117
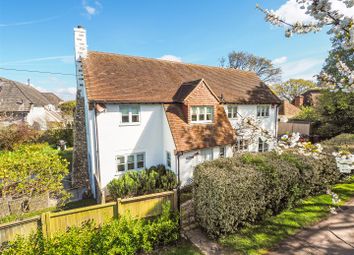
0 190 177 243
278 121 311 136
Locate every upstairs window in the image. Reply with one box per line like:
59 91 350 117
191 106 213 123
227 105 238 119
236 139 249 152
219 147 225 158
258 138 269 152
120 105 140 124
166 151 171 168
257 105 270 117
115 152 145 173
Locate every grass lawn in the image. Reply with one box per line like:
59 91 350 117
153 239 202 255
220 176 354 255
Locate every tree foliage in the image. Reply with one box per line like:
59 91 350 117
0 124 40 151
221 51 281 83
58 100 76 118
271 79 317 101
293 106 320 122
0 143 69 199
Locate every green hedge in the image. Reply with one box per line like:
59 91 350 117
107 165 177 199
322 133 354 153
194 152 339 237
1 202 179 255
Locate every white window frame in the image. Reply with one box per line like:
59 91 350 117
236 139 249 152
166 151 171 168
257 105 270 117
199 148 213 162
219 146 225 158
115 152 146 173
119 104 141 125
227 105 238 119
191 106 213 123
258 138 269 152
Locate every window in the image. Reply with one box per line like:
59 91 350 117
120 105 140 124
115 152 145 173
258 138 269 152
236 139 249 152
227 105 238 119
219 147 225 158
200 148 213 162
166 151 171 168
116 156 125 172
191 106 213 123
257 105 270 117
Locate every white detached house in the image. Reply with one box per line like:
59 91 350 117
73 27 281 198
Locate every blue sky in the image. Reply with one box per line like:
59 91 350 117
0 0 334 100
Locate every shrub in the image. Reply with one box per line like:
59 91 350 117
0 202 179 255
38 128 73 147
0 124 40 151
0 143 69 200
322 133 354 153
194 152 339 237
107 165 177 199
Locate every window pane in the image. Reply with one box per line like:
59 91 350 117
120 105 129 114
132 114 139 122
116 156 125 164
265 106 269 116
219 147 225 158
127 155 135 170
166 152 171 168
137 153 144 168
122 115 129 123
131 105 139 114
257 107 261 117
191 114 197 122
116 156 125 172
232 107 237 118
117 165 125 172
206 107 212 114
191 107 197 114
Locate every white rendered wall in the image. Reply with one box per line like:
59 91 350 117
178 145 232 185
226 104 278 151
162 108 177 173
26 107 47 130
96 104 166 189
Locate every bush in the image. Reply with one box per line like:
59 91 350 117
194 152 339 237
0 202 179 255
39 128 73 147
107 165 177 199
0 143 69 200
322 133 354 153
0 124 40 151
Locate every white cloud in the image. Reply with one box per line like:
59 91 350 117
273 56 288 65
0 56 73 65
55 87 77 100
274 0 354 24
279 57 323 81
82 0 102 18
158 55 182 62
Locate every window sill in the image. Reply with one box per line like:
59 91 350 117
191 121 213 124
119 122 141 127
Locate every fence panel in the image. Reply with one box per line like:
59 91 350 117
118 190 177 219
278 122 311 136
0 216 40 244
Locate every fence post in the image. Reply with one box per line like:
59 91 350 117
173 189 178 211
117 198 122 218
41 212 51 238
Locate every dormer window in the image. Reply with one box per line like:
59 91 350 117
191 106 213 123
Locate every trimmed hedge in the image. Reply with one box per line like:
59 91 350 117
194 152 339 237
1 202 179 255
107 165 177 199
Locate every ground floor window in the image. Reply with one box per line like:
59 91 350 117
166 151 171 168
219 147 225 158
258 138 269 152
236 139 249 152
115 152 145 172
200 148 213 162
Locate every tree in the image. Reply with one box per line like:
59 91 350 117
257 0 354 92
59 100 76 118
315 90 354 138
0 143 69 201
221 51 282 83
271 79 317 102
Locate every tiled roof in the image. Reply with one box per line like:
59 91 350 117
0 77 52 112
164 104 236 152
279 100 301 118
41 92 63 106
82 51 281 104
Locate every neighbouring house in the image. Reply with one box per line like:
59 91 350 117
278 100 301 123
0 77 63 130
72 26 281 199
293 88 323 108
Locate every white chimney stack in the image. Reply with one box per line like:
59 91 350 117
74 25 87 61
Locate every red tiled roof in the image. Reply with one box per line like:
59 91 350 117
82 51 281 104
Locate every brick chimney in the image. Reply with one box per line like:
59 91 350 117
294 95 304 107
